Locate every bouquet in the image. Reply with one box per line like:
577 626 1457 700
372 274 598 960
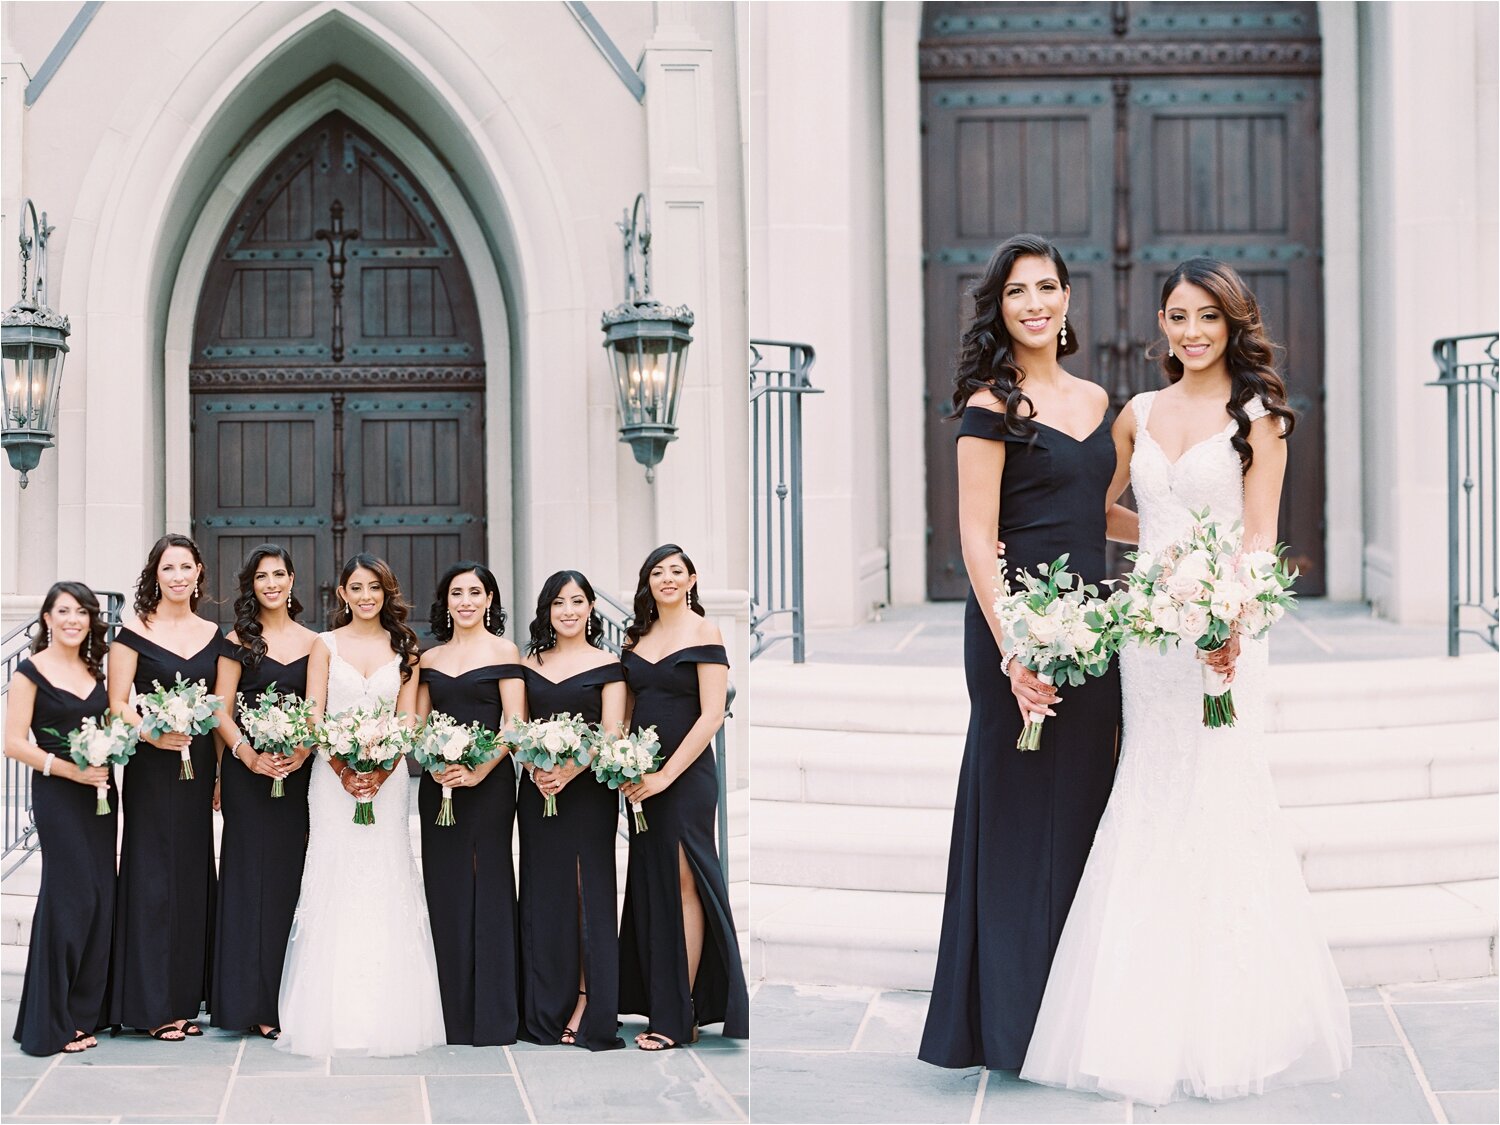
590 724 662 831
318 704 410 825
235 683 317 797
991 554 1117 750
46 714 139 814
510 713 592 817
136 673 221 780
410 712 504 826
1110 510 1298 727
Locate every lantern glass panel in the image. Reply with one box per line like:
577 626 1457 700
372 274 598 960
2 343 54 430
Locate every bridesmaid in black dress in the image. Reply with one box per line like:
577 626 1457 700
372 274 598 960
5 583 116 1055
210 544 318 1038
618 544 748 1050
517 570 627 1051
415 561 525 1046
107 534 223 1041
919 235 1127 1070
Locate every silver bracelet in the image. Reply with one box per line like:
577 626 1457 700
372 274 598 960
231 737 250 762
1000 650 1018 677
42 752 55 777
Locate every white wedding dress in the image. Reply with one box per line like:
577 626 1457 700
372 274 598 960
1021 393 1351 1104
276 632 446 1057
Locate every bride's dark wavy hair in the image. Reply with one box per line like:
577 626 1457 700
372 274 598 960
948 233 1079 436
623 544 704 650
330 553 420 682
231 544 304 674
1153 257 1296 474
526 570 605 662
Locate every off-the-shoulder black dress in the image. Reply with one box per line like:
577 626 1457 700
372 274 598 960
918 407 1122 1069
108 626 223 1031
619 644 748 1043
419 663 525 1045
210 648 310 1031
517 661 627 1051
11 660 117 1055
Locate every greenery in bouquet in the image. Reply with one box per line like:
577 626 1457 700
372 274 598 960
411 712 504 826
318 704 410 824
136 673 221 780
235 682 317 797
46 713 138 814
590 724 663 831
510 713 592 817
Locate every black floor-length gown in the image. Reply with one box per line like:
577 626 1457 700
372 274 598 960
517 662 627 1051
918 408 1123 1070
618 644 748 1043
419 663 524 1045
12 661 118 1055
210 650 310 1031
108 627 223 1031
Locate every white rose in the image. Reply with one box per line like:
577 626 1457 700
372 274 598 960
1029 609 1063 646
1174 549 1214 586
448 728 471 756
85 729 114 765
1238 550 1279 584
1177 603 1211 644
541 727 565 755
1266 601 1286 624
1239 602 1268 638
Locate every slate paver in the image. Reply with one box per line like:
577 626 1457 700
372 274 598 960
851 989 931 1054
750 983 873 1051
693 1040 750 1095
511 1043 740 1122
1391 1002 1500 1092
1438 1091 1500 1124
750 1049 980 1123
978 1069 1127 1122
19 1064 231 1118
223 1074 424 1124
1350 1003 1401 1046
425 1074 529 1123
1384 978 1498 1004
329 1043 511 1075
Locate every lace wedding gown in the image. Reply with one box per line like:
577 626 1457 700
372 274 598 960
1020 393 1351 1104
276 633 446 1056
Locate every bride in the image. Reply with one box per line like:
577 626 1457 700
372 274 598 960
276 554 446 1057
1021 259 1352 1103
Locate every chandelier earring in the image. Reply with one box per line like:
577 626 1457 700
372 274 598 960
485 606 492 629
446 611 453 632
1059 319 1068 349
46 624 52 648
84 634 91 661
548 624 557 646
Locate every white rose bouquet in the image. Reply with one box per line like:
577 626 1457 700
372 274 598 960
410 712 504 827
235 683 317 798
317 704 410 825
1110 510 1298 727
510 713 592 817
136 673 222 780
992 554 1117 751
590 724 663 831
46 714 139 814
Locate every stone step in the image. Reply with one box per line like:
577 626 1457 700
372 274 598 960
751 720 1499 809
750 653 1500 735
750 879 1499 990
749 793 1499 894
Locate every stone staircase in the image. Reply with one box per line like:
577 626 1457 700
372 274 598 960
2 779 750 964
750 654 1499 989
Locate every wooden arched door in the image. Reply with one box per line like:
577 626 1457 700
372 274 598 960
920 2 1325 597
190 113 487 629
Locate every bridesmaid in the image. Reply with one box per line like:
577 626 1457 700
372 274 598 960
108 534 224 1040
210 544 318 1039
618 544 748 1049
918 234 1127 1070
415 561 525 1046
6 583 116 1055
517 570 627 1051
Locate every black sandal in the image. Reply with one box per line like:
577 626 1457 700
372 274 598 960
561 988 587 1047
637 1030 680 1051
63 1031 89 1053
252 1025 280 1040
180 1020 203 1037
148 1024 186 1041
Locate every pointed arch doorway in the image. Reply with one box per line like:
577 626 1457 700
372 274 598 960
190 112 487 629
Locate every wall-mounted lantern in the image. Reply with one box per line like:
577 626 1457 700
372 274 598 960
2 200 69 488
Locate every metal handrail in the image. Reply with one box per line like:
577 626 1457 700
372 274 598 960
750 339 821 662
3 591 125 878
593 589 733 881
1429 332 1499 655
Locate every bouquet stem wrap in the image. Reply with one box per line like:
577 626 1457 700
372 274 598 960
178 747 194 781
630 799 648 832
438 784 456 827
270 776 285 799
1016 670 1053 751
1201 658 1236 728
93 783 111 816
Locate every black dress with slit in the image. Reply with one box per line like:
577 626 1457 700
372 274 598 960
419 663 524 1045
11 661 117 1055
108 626 223 1031
210 649 310 1031
517 661 627 1051
618 644 748 1042
918 407 1123 1070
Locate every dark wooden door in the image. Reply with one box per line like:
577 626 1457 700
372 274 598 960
190 113 487 630
921 2 1325 598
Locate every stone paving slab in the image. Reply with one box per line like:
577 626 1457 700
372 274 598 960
223 1074 424 1123
1439 1091 1500 1124
1392 1002 1500 1091
751 1050 982 1123
510 1043 742 1122
426 1074 530 1123
17 1064 232 1117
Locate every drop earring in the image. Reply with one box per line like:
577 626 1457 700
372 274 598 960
46 625 52 647
485 606 491 629
548 625 557 646
446 611 453 632
1169 346 1175 358
84 634 91 661
1059 319 1068 349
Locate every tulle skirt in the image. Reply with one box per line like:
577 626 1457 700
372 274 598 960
276 765 446 1057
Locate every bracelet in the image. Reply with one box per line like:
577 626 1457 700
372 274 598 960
42 753 55 777
1000 650 1017 676
231 738 250 762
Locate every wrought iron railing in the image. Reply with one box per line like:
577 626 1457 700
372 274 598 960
3 591 125 878
594 590 732 880
1431 333 1499 656
750 340 821 662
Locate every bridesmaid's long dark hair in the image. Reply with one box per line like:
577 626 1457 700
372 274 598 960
949 233 1079 436
427 561 508 642
132 534 207 621
1154 257 1296 474
526 570 605 662
623 544 704 650
32 581 108 681
330 553 420 682
232 544 304 674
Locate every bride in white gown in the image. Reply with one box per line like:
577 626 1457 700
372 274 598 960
1021 260 1351 1104
277 556 445 1057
